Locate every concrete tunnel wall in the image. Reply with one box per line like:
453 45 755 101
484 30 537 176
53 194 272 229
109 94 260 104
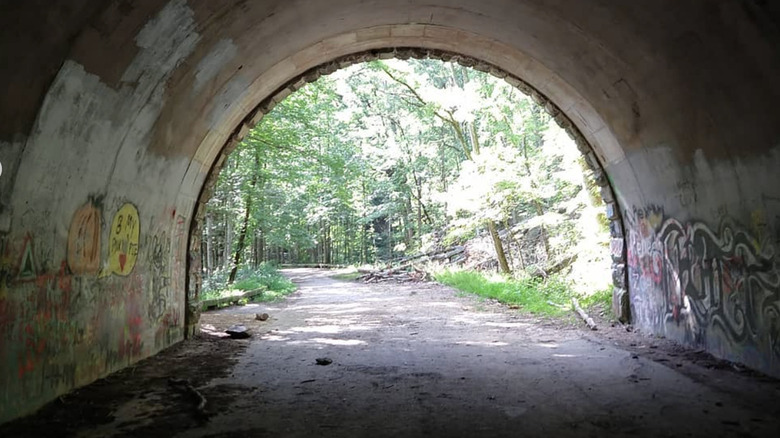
1 0 780 423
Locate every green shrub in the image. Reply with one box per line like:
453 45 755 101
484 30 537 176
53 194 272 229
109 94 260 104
434 269 572 316
200 262 296 303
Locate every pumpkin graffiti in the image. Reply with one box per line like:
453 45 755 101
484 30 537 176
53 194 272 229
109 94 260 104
67 202 101 275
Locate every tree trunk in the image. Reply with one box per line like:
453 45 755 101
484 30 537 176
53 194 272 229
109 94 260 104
488 219 511 274
205 212 213 277
228 195 252 284
228 152 261 284
223 215 232 271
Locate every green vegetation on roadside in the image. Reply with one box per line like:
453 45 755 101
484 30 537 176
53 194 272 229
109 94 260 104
578 285 612 311
434 268 609 317
330 269 362 281
200 263 296 306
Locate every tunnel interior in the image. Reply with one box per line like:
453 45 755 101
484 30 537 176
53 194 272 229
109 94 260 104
1 0 780 424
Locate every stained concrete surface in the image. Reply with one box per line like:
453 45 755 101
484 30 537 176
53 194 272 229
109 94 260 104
2 268 779 437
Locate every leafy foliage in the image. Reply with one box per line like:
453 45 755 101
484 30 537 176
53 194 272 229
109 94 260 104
201 58 611 299
201 263 296 303
434 269 571 316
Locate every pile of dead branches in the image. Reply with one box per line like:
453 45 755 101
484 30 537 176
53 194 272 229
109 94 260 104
357 246 465 283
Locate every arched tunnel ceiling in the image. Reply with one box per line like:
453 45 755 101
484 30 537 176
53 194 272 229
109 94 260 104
1 0 780 424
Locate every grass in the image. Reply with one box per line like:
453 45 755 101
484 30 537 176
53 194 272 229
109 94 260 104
434 269 572 316
434 268 612 318
330 269 362 281
578 285 613 319
200 263 297 306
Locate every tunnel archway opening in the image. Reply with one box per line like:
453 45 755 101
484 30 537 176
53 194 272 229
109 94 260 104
186 48 628 335
2 1 780 425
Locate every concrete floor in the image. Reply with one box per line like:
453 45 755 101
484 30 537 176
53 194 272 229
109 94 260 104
2 268 779 437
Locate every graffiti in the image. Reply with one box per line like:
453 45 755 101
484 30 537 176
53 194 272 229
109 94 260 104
119 272 145 360
610 238 624 261
627 206 780 360
67 202 101 275
146 231 170 323
168 214 187 303
109 203 140 276
17 234 36 280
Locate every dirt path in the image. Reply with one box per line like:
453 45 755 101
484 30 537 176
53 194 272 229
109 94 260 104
2 268 779 437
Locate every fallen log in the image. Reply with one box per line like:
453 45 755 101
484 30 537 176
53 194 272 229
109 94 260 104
571 297 597 330
358 245 464 283
169 378 208 417
357 267 377 274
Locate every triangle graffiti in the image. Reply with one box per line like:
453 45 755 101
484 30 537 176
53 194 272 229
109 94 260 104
19 240 35 280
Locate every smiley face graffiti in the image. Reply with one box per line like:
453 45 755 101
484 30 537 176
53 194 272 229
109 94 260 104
109 203 140 276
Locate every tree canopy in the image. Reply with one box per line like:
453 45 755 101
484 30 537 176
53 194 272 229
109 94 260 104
201 58 610 294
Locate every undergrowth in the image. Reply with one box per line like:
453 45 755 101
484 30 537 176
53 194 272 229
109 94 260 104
201 263 296 304
434 268 610 317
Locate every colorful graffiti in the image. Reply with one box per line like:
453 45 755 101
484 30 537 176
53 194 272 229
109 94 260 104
67 202 101 275
146 231 171 324
0 201 197 422
626 206 780 360
109 203 140 276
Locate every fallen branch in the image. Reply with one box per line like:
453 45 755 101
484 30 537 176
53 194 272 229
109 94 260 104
571 297 597 330
169 378 208 417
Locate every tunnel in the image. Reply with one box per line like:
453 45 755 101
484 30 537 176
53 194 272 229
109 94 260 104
2 0 780 424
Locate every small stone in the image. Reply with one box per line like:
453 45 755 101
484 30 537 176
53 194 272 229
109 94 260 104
226 325 251 339
315 357 333 366
255 313 270 321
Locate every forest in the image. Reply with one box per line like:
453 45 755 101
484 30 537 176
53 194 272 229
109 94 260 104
200 59 611 303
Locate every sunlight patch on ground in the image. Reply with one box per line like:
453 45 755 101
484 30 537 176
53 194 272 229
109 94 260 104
483 322 531 328
289 325 343 334
455 341 510 347
536 343 559 348
287 338 366 346
261 334 290 341
423 302 463 308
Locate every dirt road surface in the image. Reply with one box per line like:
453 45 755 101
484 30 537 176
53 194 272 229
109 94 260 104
2 268 779 437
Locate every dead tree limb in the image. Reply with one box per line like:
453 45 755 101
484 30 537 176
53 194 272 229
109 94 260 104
571 297 597 330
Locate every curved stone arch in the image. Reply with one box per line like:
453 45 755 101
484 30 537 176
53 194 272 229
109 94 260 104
5 0 780 422
185 41 630 335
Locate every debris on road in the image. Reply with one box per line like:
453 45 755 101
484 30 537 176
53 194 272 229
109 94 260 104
255 313 270 321
168 378 208 418
315 357 333 366
571 297 597 330
226 325 252 339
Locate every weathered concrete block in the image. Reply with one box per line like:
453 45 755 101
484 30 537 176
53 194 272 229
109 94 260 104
473 61 490 72
610 237 625 262
609 219 624 238
600 185 615 203
612 263 626 288
543 101 559 116
488 67 507 78
612 287 630 323
272 87 294 104
605 202 620 220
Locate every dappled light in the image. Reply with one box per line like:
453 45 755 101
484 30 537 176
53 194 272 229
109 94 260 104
3 1 780 434
199 57 612 317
